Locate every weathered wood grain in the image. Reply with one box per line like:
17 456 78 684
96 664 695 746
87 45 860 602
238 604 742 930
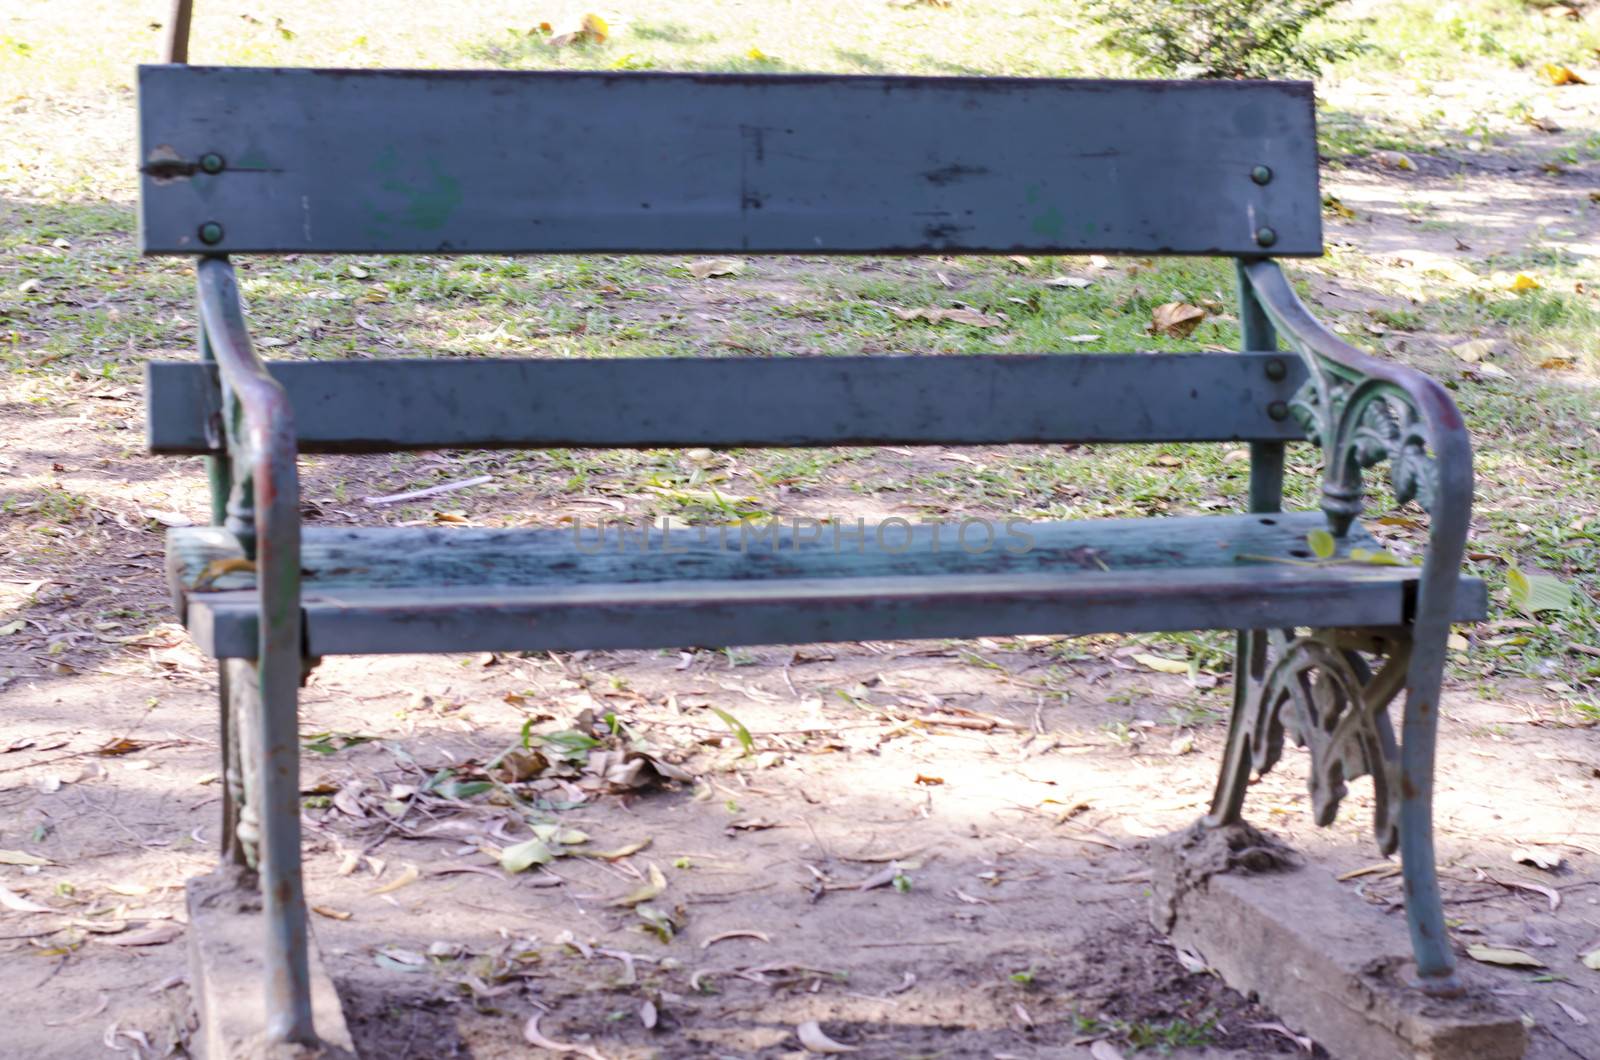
169 512 1487 657
138 67 1321 256
146 352 1308 454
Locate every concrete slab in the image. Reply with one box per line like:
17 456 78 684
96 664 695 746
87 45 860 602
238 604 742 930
1149 823 1527 1060
187 868 357 1060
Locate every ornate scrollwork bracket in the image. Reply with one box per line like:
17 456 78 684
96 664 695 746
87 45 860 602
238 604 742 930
1210 628 1411 855
1289 373 1440 538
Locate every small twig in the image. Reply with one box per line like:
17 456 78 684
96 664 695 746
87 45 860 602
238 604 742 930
364 475 492 507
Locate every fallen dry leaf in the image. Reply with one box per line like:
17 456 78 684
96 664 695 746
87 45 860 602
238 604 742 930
1539 63 1587 85
500 837 556 874
1132 653 1188 675
891 306 1003 328
612 863 667 907
97 922 183 947
689 258 744 280
1466 943 1544 968
1148 302 1206 339
368 862 419 895
524 1013 610 1059
575 838 652 861
1045 275 1092 289
701 929 771 949
545 12 609 46
189 556 255 592
312 906 353 921
1089 1042 1126 1060
1583 949 1600 971
1556 1000 1589 1026
0 884 51 913
0 849 51 867
1512 846 1565 872
95 737 147 757
796 1020 858 1054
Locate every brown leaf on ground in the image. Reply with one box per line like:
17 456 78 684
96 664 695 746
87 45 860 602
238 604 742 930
1147 302 1206 338
891 306 1003 327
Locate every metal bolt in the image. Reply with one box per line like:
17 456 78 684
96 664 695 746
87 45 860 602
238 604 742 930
1264 358 1288 381
1251 165 1273 185
199 153 225 174
1267 400 1289 421
198 222 224 245
1254 226 1278 248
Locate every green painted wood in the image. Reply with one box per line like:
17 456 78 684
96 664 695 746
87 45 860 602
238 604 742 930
169 512 1487 657
146 352 1308 454
137 67 1322 257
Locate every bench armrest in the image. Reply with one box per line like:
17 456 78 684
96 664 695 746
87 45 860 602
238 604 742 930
1242 259 1473 627
195 256 302 653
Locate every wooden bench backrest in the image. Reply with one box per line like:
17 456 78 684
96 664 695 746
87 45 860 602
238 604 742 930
137 67 1322 257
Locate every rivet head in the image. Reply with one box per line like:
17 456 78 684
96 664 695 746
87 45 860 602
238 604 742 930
199 153 225 174
198 221 224 245
1267 400 1290 421
1255 226 1278 248
1265 358 1287 381
1251 165 1273 185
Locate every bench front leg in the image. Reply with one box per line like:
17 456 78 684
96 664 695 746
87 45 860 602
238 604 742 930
1205 260 1473 995
196 255 315 1044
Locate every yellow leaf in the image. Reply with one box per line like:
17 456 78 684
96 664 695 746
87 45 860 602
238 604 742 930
574 838 652 861
612 863 667 907
1322 195 1356 219
1509 273 1542 292
581 13 609 42
1348 547 1404 566
746 47 766 60
1584 949 1600 971
1148 302 1206 339
1451 339 1494 363
1539 63 1587 86
368 862 419 895
190 557 256 592
1306 529 1337 560
1133 653 1188 675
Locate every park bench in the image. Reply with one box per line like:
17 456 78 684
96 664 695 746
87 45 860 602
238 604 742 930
138 65 1484 1048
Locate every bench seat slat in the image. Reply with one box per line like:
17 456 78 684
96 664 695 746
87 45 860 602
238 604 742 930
138 67 1321 257
168 512 1486 658
146 352 1307 454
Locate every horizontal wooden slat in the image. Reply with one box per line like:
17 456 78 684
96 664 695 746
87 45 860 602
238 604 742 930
168 513 1487 657
138 66 1322 256
146 352 1308 453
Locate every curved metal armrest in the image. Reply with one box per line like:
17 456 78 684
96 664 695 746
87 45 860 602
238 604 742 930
195 256 301 635
1243 258 1473 629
